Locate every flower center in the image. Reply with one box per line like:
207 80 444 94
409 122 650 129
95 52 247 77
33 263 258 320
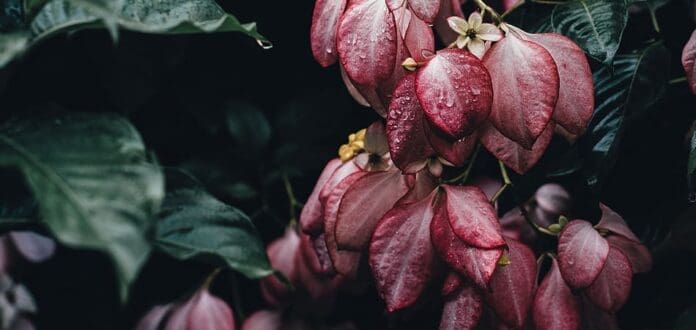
466 28 478 39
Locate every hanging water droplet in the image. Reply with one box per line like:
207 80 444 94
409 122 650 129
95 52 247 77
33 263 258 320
689 191 696 203
257 39 273 50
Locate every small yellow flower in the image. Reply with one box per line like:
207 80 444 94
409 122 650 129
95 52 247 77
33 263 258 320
447 12 503 58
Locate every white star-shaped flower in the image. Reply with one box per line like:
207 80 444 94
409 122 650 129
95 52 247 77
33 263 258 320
447 12 503 58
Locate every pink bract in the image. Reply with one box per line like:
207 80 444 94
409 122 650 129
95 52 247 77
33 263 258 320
584 247 633 313
442 185 505 249
557 220 610 289
682 29 696 94
480 121 555 175
165 288 235 330
310 0 348 67
532 258 581 330
300 158 342 235
439 284 483 330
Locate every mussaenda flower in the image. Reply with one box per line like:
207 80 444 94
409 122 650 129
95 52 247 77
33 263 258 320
447 12 503 58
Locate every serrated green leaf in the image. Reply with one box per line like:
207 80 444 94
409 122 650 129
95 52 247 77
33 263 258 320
0 113 164 301
155 172 273 279
551 0 629 64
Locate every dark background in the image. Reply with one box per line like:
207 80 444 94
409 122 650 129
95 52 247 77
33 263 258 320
0 0 695 329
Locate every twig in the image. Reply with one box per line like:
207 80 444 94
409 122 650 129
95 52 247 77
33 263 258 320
446 144 481 184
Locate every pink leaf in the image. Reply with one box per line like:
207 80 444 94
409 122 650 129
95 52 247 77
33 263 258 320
425 123 478 167
337 0 397 87
260 228 300 307
431 199 503 288
441 272 464 297
319 160 360 206
340 66 370 107
439 285 483 330
532 258 581 330
405 14 435 62
433 0 464 45
400 170 439 204
335 169 410 250
409 0 440 23
480 121 554 175
596 203 640 242
416 48 494 140
442 185 505 249
387 74 435 172
368 191 438 311
580 295 620 330
518 31 594 136
584 247 632 313
300 159 343 235
136 304 172 330
483 32 558 149
295 234 345 299
9 231 56 263
682 29 696 95
485 238 537 329
557 220 609 289
499 206 538 244
165 288 236 330
606 235 652 274
311 0 348 67
299 232 336 276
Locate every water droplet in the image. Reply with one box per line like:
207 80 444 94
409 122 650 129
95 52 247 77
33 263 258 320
257 39 273 49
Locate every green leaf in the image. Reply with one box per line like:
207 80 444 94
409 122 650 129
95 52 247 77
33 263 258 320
155 172 273 279
550 0 629 64
582 42 669 189
225 101 272 157
0 113 165 300
0 32 29 68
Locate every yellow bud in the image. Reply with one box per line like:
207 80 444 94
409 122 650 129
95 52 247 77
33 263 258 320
339 144 355 162
548 223 562 233
558 215 568 227
351 140 365 149
402 57 418 71
355 129 366 141
497 254 511 266
348 133 357 142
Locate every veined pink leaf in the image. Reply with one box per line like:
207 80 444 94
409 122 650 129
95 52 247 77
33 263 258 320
584 247 632 313
337 0 397 87
409 0 440 23
606 235 652 273
442 185 505 249
405 12 435 61
323 172 366 277
439 285 483 330
442 272 464 297
165 288 235 330
336 169 410 250
483 32 559 149
425 123 478 167
416 48 494 140
485 238 537 329
299 232 335 276
557 220 609 289
319 160 360 206
682 30 696 94
295 235 345 299
375 13 412 116
479 121 554 175
301 158 343 235
311 0 348 67
136 304 172 330
517 30 594 136
387 74 435 172
596 203 640 242
431 200 503 288
532 258 581 330
580 295 620 330
340 66 370 107
369 191 438 312
260 228 301 307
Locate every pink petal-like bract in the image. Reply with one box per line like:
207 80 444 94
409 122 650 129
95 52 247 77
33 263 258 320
431 198 503 288
580 295 620 330
606 235 652 273
557 220 610 289
369 191 438 312
405 13 436 62
518 31 594 136
337 0 397 87
240 310 282 330
425 123 478 167
9 231 56 263
534 183 571 215
165 288 236 330
400 170 439 204
433 0 464 45
682 29 696 94
483 32 559 149
416 48 494 140
300 159 342 235
295 234 345 299
442 185 505 249
480 121 554 175
485 238 537 329
311 0 348 67
136 304 172 330
439 285 483 330
387 73 435 172
335 168 410 250
441 272 464 297
300 232 336 276
596 203 640 242
319 160 360 206
340 65 370 107
260 228 300 307
409 0 440 23
584 247 633 313
532 258 581 330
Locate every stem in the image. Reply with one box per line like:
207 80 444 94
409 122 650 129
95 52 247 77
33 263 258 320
490 160 511 203
473 0 502 23
446 144 481 184
530 0 566 4
518 203 557 236
282 173 301 224
501 0 525 18
202 268 222 290
670 76 688 84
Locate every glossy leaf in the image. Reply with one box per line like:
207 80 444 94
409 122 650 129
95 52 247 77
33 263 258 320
416 48 493 140
683 30 696 94
300 158 342 234
483 31 558 149
439 285 483 330
480 121 555 175
532 258 581 330
550 0 629 64
369 192 437 312
584 247 632 312
557 220 609 288
311 0 348 67
442 185 505 249
0 113 164 300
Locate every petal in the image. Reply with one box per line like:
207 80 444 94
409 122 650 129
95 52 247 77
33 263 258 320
681 29 696 95
468 11 482 29
431 198 503 288
596 203 640 242
584 247 633 313
369 191 438 312
455 35 469 49
479 121 554 175
442 185 505 249
9 231 55 263
485 238 537 329
336 169 410 250
295 234 345 299
606 235 652 274
337 0 397 87
483 32 559 149
340 65 371 107
467 38 486 59
476 24 503 41
446 16 469 35
425 124 478 167
135 304 172 330
318 160 360 206
557 220 610 289
532 258 581 330
300 158 343 235
439 285 483 330
311 0 349 67
299 232 335 276
409 0 441 23
165 289 235 330
405 14 436 62
416 48 494 139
